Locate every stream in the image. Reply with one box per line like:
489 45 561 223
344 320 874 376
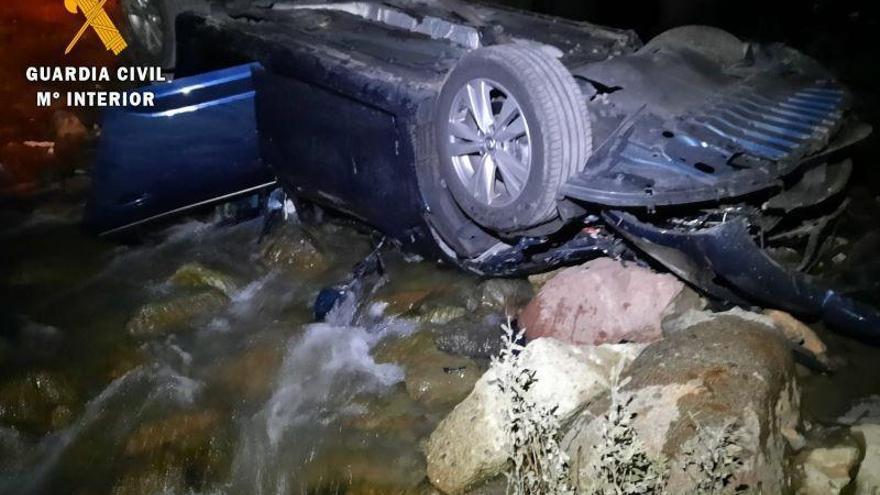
1 182 879 494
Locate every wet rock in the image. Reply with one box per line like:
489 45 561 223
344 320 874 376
376 288 436 314
124 410 222 457
763 309 830 363
210 343 284 403
526 267 566 291
519 257 703 345
433 311 506 359
344 391 432 442
374 331 483 408
416 305 467 326
474 279 533 313
258 224 329 276
0 370 78 434
794 444 861 495
425 339 643 494
563 310 799 494
122 409 232 491
168 262 238 297
304 444 426 494
102 345 148 381
126 290 227 338
852 424 880 495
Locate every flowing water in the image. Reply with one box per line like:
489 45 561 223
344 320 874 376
0 199 487 495
2 184 880 495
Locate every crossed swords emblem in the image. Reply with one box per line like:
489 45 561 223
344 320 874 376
64 0 128 55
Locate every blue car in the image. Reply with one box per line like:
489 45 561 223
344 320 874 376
88 1 878 339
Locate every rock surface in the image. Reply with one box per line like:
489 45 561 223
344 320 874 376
475 279 533 314
519 257 702 345
374 331 484 408
0 370 78 434
794 444 861 495
853 424 880 495
258 224 328 276
433 311 506 359
168 262 238 297
425 338 643 494
763 309 830 362
126 290 227 338
563 309 799 494
209 343 284 403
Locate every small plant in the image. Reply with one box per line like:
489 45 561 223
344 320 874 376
584 362 669 495
680 416 745 494
492 322 574 495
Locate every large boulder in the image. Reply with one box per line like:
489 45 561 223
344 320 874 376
563 309 799 494
425 338 643 494
519 257 703 345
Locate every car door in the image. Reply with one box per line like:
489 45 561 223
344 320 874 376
84 63 275 235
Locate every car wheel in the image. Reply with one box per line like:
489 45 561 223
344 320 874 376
119 0 208 69
642 25 745 66
436 44 591 233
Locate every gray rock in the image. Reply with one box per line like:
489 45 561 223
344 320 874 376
475 279 533 313
425 339 643 494
373 331 484 408
433 311 506 359
563 309 799 494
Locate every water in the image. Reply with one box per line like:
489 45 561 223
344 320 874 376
0 199 480 495
2 189 880 495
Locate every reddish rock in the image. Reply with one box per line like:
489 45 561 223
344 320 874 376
519 257 701 345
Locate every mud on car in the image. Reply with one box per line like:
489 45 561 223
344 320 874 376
88 0 878 338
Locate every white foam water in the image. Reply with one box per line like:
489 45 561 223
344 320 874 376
229 311 414 494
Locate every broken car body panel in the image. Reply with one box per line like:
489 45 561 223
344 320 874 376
605 210 880 343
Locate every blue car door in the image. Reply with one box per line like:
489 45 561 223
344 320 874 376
84 63 274 235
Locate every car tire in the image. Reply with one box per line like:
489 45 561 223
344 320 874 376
436 44 591 233
119 0 209 70
642 25 745 66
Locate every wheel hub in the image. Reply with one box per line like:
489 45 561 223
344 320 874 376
447 78 532 207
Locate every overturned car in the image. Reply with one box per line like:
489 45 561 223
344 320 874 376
87 0 878 338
